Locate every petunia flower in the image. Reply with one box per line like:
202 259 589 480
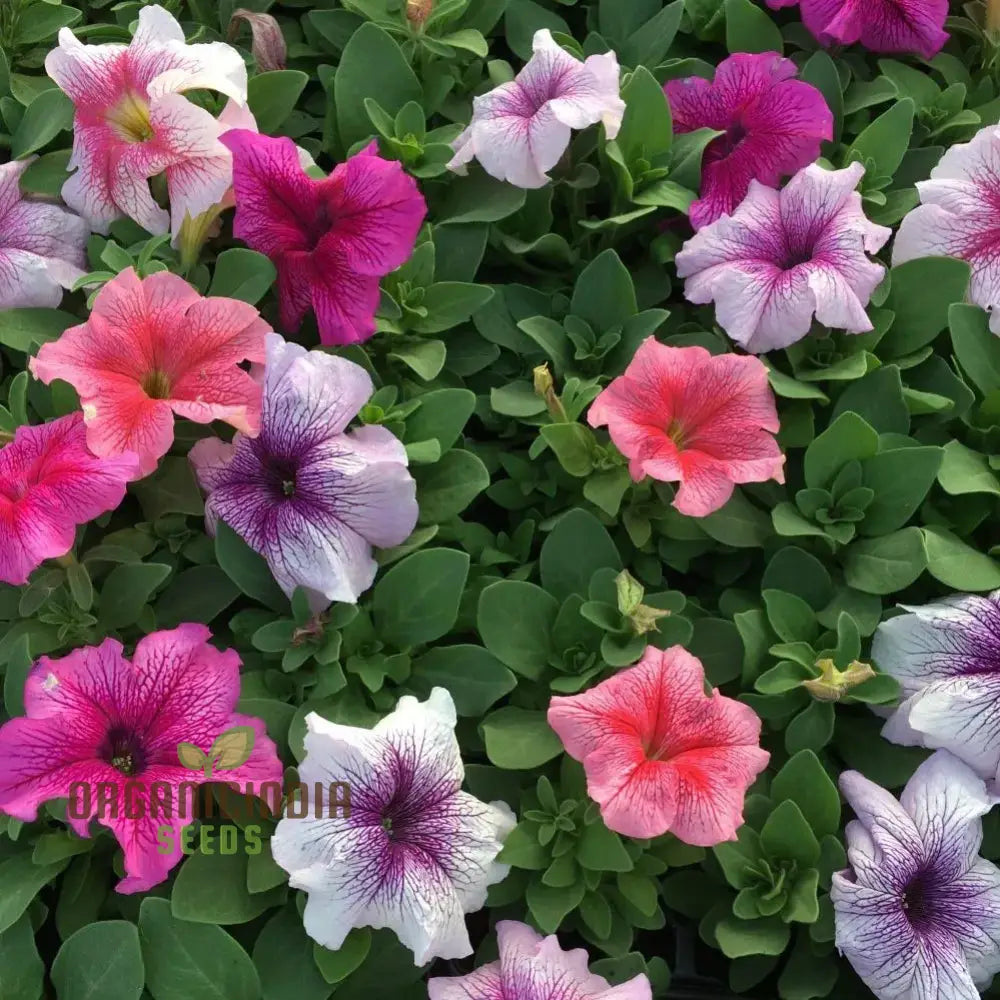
46 4 248 236
831 751 1000 1000
220 129 426 346
190 333 418 611
0 159 89 309
872 591 1000 780
767 0 948 60
893 124 1000 333
547 645 769 845
269 688 515 964
0 624 283 893
447 29 625 189
0 414 140 586
30 267 270 478
666 53 832 230
428 921 652 1000
675 162 891 353
587 337 785 517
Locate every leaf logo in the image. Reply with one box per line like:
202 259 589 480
177 726 256 778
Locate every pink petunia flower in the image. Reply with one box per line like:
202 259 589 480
46 4 248 236
893 124 1000 333
587 338 784 517
220 130 426 346
767 0 948 60
0 414 140 586
665 53 833 230
674 162 891 354
0 625 283 893
30 267 270 478
0 159 89 309
548 646 769 845
447 29 625 189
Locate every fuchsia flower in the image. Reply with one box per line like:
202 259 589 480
675 162 891 354
0 414 139 586
31 268 270 478
587 338 784 517
428 922 652 1000
220 130 426 346
666 53 832 230
0 159 88 309
0 625 283 893
547 646 769 845
46 4 248 235
448 29 625 189
767 0 948 59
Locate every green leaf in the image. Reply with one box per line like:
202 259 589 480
540 508 621 601
98 563 171 629
171 847 282 925
621 1 684 67
847 98 915 182
831 365 909 435
725 0 784 53
413 449 490 522
481 707 563 768
404 388 475 451
477 580 558 679
879 258 971 357
951 302 1000 395
411 645 517 716
771 750 840 838
131 457 204 519
388 340 446 381
215 522 290 613
761 801 821 868
804 412 879 489
52 921 144 1000
785 701 836 754
843 527 927 595
252 905 333 1000
923 526 1000 590
19 149 72 196
859 447 943 536
0 915 44 1000
938 440 1000 497
570 250 637 332
313 930 371 985
438 172 527 224
0 855 67 936
715 916 790 959
763 590 818 644
526 879 586 934
14 4 81 44
617 67 672 168
11 88 72 158
699 489 772 548
0 308 77 352
154 566 241 629
782 869 820 925
576 819 634 872
540 423 597 477
208 249 276 305
411 283 495 333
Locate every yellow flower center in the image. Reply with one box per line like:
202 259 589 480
666 419 688 449
142 370 172 400
108 92 155 143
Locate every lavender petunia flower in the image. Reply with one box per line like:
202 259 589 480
831 751 1000 1000
190 332 418 611
873 592 1000 779
270 688 516 965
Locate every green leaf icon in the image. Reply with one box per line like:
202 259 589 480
177 743 208 771
208 726 256 773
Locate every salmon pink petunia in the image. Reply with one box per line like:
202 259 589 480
0 414 140 586
0 625 283 893
30 267 270 478
46 4 247 235
220 130 426 346
675 162 891 353
547 645 769 845
666 53 832 230
587 338 784 517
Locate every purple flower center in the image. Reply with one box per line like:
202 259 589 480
719 122 748 156
260 453 300 499
100 726 148 776
900 868 939 932
302 200 334 252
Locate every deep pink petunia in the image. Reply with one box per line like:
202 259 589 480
220 130 426 346
0 414 140 586
46 4 248 235
30 267 270 477
548 645 769 845
587 337 784 517
766 0 948 59
675 162 891 354
0 624 283 893
665 53 832 230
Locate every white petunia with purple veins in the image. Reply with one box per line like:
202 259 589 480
448 29 624 189
270 688 516 965
831 751 1000 1000
873 591 1000 779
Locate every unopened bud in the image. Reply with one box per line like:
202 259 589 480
802 658 876 702
406 0 433 26
615 570 644 616
533 364 568 422
228 10 287 72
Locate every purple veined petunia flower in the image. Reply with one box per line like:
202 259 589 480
270 688 516 965
0 159 89 309
674 161 891 353
893 124 1000 334
190 332 418 611
219 129 426 346
0 625 284 894
428 921 652 1000
665 52 833 230
831 751 1000 1000
872 591 1000 780
766 0 948 61
447 29 625 190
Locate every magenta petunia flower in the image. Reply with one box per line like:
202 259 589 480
665 53 832 230
0 159 88 309
0 414 140 586
220 130 426 346
587 338 784 517
893 124 1000 333
428 922 652 1000
767 0 948 59
0 625 283 893
448 29 625 190
46 4 247 235
30 267 270 478
675 162 891 354
190 333 418 611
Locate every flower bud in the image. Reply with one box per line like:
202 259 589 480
802 658 876 702
229 10 287 72
406 0 433 26
533 364 568 422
